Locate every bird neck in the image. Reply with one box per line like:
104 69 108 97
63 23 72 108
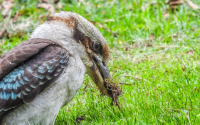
31 21 74 44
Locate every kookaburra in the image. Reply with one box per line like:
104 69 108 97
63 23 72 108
0 11 114 124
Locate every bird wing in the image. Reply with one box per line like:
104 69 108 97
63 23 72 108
0 38 69 117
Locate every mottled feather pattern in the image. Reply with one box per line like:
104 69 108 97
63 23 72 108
0 39 69 119
0 38 56 80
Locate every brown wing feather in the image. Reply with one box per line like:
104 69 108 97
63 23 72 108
0 38 56 80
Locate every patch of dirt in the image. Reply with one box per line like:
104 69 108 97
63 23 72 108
76 116 84 123
104 79 122 109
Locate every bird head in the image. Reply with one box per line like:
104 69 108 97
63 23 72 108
31 11 112 97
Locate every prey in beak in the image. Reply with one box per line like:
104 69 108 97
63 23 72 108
74 22 121 108
88 54 121 108
87 48 121 108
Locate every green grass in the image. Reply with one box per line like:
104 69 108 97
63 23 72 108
1 0 200 124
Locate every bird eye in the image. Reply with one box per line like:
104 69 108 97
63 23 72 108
92 42 101 52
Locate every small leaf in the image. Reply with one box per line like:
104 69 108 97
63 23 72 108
1 0 14 16
37 3 55 13
186 0 199 10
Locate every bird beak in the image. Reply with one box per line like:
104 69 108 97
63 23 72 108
88 55 112 97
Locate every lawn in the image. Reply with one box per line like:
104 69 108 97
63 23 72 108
0 0 200 124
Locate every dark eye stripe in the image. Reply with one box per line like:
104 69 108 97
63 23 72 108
74 28 103 54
